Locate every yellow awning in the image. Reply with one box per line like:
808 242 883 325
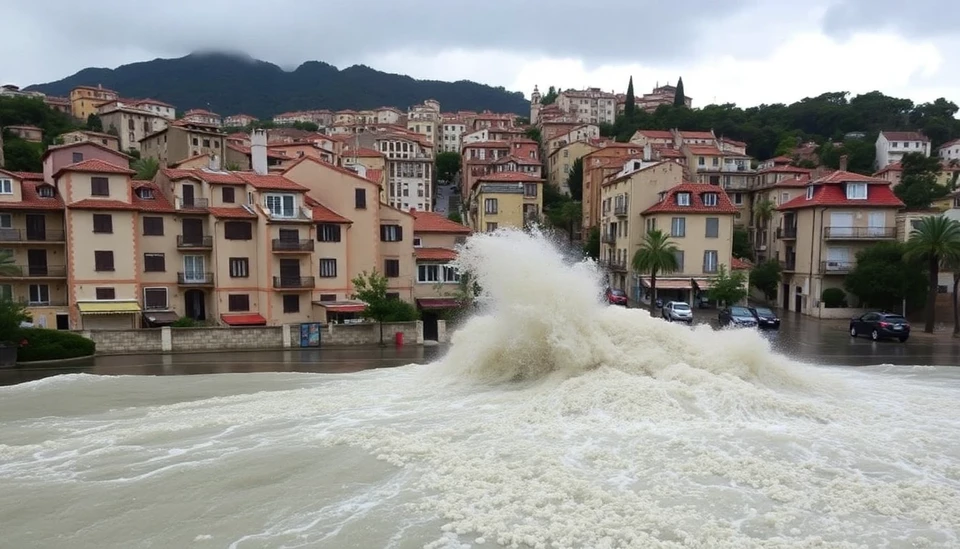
77 301 142 314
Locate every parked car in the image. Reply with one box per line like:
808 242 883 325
718 306 758 328
605 287 628 306
662 301 694 323
849 312 910 342
749 306 781 329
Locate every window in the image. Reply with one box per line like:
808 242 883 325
780 192 789 204
732 192 743 205
224 221 252 240
646 218 656 233
94 251 114 271
674 251 685 272
91 177 109 197
417 264 439 283
676 193 691 206
319 258 337 278
806 187 815 200
524 183 538 198
143 253 165 272
702 193 718 206
72 152 83 163
222 187 235 203
0 213 11 228
384 259 400 278
703 250 719 273
228 294 250 312
355 188 367 209
485 222 498 232
92 214 113 233
142 216 164 235
0 178 12 195
135 187 153 199
671 217 686 237
484 198 498 214
442 265 460 283
229 257 249 278
95 287 116 300
705 217 719 238
0 284 11 300
29 284 49 305
846 183 867 200
203 139 211 148
413 237 422 247
319 294 336 302
282 294 300 313
380 224 403 242
143 288 168 310
265 194 296 218
317 224 341 242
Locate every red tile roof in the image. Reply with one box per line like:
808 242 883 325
881 131 929 142
220 313 267 326
731 257 753 270
494 155 541 166
131 181 175 212
686 145 722 155
463 141 512 149
758 165 813 175
11 171 44 181
281 156 379 188
411 210 471 234
635 130 674 139
364 169 383 184
41 140 132 160
236 172 307 191
343 147 384 158
208 207 258 219
938 138 960 150
477 171 543 183
54 158 135 178
778 174 905 210
0 181 65 210
810 169 888 185
68 199 139 211
680 131 715 139
416 247 458 261
161 167 205 181
642 183 738 214
304 196 352 224
874 163 902 175
773 176 811 188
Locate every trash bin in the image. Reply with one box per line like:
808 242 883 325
395 331 404 346
0 343 17 369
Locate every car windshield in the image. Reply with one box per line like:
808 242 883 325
610 289 626 296
730 306 751 316
672 303 690 311
754 307 774 316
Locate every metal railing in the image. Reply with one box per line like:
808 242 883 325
177 272 214 285
823 226 896 239
777 226 797 239
176 197 209 210
601 233 616 244
821 260 855 273
177 235 213 248
614 204 628 216
271 239 315 252
273 276 315 289
603 259 627 272
17 299 68 307
0 229 66 242
0 265 67 278
781 259 797 272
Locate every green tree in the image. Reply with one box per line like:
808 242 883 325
750 260 782 301
707 265 748 306
541 86 559 106
132 157 160 180
565 157 584 200
632 229 680 314
905 216 960 333
820 287 847 308
435 151 461 183
0 299 31 342
1 138 43 172
624 76 636 119
447 210 463 224
0 249 18 276
584 226 600 260
351 269 419 345
732 228 754 260
895 152 949 209
673 77 685 107
86 114 103 132
524 126 541 144
773 134 799 157
545 200 581 242
843 242 927 311
753 199 775 230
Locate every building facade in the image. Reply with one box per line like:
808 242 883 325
875 131 930 169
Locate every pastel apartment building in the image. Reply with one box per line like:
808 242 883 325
140 120 227 168
60 130 121 151
410 209 471 340
555 88 618 125
875 131 930 169
182 109 222 127
98 102 170 153
69 85 119 120
468 172 544 233
938 139 960 162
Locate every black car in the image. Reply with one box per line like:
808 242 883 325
749 306 781 329
718 306 758 328
849 312 910 342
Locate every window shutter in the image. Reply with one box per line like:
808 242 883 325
396 226 403 241
379 225 386 241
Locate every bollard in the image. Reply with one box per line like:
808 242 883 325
395 331 404 346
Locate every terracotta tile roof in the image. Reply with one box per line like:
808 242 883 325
344 147 385 158
731 257 753 270
778 175 905 211
131 181 175 212
236 172 307 192
227 143 286 160
282 156 380 188
415 247 458 261
938 138 960 150
810 169 888 185
308 200 352 224
161 167 205 181
642 183 738 215
364 169 383 184
881 131 929 142
463 141 512 149
41 140 132 160
411 210 471 234
0 181 65 210
10 171 44 181
477 172 544 183
68 199 139 210
874 163 902 175
634 130 674 139
758 165 813 175
679 131 715 139
767 155 794 164
198 171 247 185
656 148 686 159
494 155 541 166
686 145 722 155
208 207 258 219
720 137 747 147
773 176 811 188
54 158 135 178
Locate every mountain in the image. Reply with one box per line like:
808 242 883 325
26 52 530 117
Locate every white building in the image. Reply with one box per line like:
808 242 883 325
938 139 960 162
440 120 466 153
556 88 617 125
875 131 930 169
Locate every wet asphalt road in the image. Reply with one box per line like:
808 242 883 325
1 312 957 386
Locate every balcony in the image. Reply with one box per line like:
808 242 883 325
603 259 627 273
177 272 214 285
781 259 797 273
601 233 616 245
177 235 213 249
777 226 797 239
176 197 209 210
0 265 67 279
823 227 896 240
273 276 315 289
0 229 66 243
17 299 68 307
614 204 628 217
821 260 855 274
271 239 315 253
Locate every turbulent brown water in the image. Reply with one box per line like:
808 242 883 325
1 230 959 549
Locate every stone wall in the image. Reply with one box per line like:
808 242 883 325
171 326 284 351
815 306 869 320
77 329 163 354
320 321 424 346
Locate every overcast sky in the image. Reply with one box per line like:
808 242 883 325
1 0 957 108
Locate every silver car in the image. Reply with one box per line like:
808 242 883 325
661 301 694 323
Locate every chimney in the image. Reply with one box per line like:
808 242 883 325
251 129 268 175
209 154 220 171
839 155 848 172
643 143 652 162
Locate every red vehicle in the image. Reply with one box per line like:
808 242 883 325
605 287 628 306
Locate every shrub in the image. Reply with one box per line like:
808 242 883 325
0 299 31 341
171 316 199 328
382 299 420 322
15 328 96 362
821 287 848 308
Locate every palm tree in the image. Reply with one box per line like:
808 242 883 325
0 249 18 278
632 229 680 314
131 157 160 180
905 216 960 333
754 199 775 227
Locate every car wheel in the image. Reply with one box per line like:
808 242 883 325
849 326 857 337
899 336 908 343
871 329 880 341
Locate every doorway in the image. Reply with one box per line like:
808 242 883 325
794 287 802 313
422 311 439 341
56 313 69 330
182 184 196 208
181 218 204 245
184 289 206 321
25 214 46 241
782 283 790 310
279 258 300 286
26 249 47 276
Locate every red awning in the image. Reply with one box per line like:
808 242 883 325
416 298 461 310
639 278 693 290
318 302 366 313
220 313 267 326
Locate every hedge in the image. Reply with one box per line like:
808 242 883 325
14 328 96 362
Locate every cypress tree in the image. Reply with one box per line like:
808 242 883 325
674 77 686 107
624 76 636 119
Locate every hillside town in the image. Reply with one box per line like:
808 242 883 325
1 79 960 337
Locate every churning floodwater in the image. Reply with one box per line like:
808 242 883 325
2 230 959 549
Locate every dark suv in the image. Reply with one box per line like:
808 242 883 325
849 312 910 342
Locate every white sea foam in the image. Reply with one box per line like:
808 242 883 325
0 229 958 549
